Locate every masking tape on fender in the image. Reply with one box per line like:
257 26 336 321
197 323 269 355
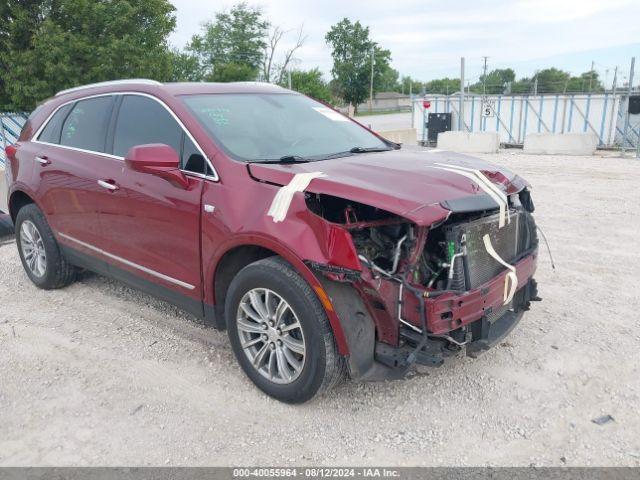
483 234 518 305
267 172 327 223
432 165 508 228
435 163 510 226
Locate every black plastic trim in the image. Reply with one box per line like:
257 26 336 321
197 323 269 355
61 244 221 328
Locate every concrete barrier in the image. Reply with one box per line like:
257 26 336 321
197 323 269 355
377 128 417 145
0 166 8 214
437 132 500 153
524 133 598 155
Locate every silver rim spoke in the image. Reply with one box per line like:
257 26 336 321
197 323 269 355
20 221 46 278
236 288 306 385
281 335 305 355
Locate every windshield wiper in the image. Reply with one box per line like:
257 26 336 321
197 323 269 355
319 146 393 161
252 155 312 164
349 146 394 153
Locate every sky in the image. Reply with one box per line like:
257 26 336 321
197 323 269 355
169 0 640 88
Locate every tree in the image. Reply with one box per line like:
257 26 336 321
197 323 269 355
399 76 423 95
169 49 203 82
424 77 460 95
534 68 570 94
186 2 268 82
325 18 392 111
566 70 604 93
0 0 176 111
285 68 332 103
262 25 306 84
378 66 399 92
472 68 516 94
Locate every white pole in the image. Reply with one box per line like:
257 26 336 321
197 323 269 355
459 57 465 131
622 57 635 155
607 66 618 145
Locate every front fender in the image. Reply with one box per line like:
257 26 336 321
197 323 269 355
205 233 350 356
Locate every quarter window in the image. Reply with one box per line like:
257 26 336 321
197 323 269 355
37 104 73 144
60 96 113 152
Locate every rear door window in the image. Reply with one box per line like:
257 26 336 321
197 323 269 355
112 95 182 158
38 104 73 144
60 96 114 152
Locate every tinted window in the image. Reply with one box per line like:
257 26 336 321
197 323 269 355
113 95 182 158
38 104 73 144
60 97 113 152
182 134 206 174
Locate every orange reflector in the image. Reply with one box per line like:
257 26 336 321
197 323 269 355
313 286 334 313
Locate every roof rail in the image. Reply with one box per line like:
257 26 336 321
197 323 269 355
55 79 162 97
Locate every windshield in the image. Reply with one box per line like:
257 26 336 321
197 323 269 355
181 93 390 162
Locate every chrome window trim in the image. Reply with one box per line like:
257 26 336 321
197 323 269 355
58 232 196 290
32 91 220 181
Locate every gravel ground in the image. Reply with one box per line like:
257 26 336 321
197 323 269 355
1 152 639 467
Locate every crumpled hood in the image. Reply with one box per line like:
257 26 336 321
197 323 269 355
248 149 529 226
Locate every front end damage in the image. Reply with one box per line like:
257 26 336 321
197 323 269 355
305 188 541 381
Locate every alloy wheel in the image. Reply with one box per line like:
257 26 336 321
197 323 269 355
236 288 306 384
20 220 47 278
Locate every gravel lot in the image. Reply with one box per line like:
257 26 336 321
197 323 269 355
1 152 639 467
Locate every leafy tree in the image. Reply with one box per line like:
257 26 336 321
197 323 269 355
378 66 399 92
534 68 570 94
511 77 533 94
472 68 516 94
0 0 176 111
566 70 604 93
424 77 460 95
284 68 332 103
186 2 268 82
399 76 423 95
169 49 203 82
325 18 392 111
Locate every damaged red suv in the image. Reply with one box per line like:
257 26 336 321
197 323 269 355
5 80 539 403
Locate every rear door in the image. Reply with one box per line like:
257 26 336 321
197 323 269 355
33 95 116 251
98 94 206 312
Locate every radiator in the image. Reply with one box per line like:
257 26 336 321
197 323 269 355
444 209 536 290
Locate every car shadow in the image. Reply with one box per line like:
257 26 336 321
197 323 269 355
0 214 15 243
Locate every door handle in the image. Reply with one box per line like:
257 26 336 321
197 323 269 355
35 156 50 165
97 179 119 191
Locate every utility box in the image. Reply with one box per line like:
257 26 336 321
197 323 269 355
427 113 451 144
628 96 640 115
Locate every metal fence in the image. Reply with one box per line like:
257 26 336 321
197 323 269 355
411 93 640 150
0 113 28 166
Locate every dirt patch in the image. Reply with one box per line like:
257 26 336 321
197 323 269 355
0 152 639 466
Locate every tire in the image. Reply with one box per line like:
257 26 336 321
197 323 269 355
15 203 76 289
225 257 346 403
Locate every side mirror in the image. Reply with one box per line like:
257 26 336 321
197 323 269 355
124 144 189 189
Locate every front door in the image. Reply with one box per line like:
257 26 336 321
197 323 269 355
96 94 206 313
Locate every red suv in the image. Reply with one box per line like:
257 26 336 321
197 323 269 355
4 80 539 403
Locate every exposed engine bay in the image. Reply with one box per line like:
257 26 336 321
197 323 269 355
305 189 541 378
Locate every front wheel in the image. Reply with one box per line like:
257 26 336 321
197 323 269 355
225 257 346 403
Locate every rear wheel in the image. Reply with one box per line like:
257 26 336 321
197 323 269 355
15 204 76 289
226 257 345 403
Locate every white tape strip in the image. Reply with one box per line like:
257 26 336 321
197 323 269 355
433 166 508 228
267 172 327 223
483 234 518 305
435 163 510 227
